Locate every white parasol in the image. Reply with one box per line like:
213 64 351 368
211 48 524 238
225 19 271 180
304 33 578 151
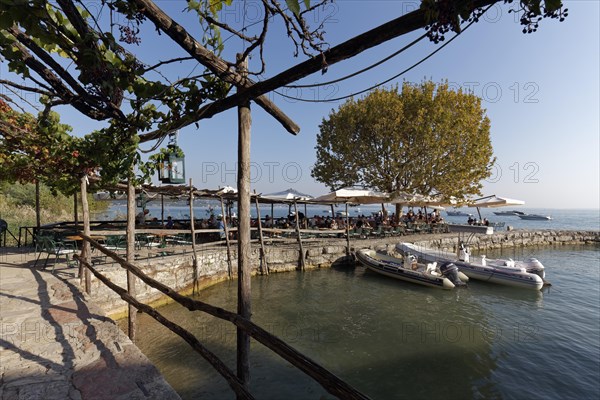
314 187 389 204
470 195 525 220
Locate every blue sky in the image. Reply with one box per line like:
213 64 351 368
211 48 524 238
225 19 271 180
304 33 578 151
2 1 599 209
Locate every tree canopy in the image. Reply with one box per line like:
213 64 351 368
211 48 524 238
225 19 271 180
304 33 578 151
0 0 327 193
311 81 495 203
0 0 567 197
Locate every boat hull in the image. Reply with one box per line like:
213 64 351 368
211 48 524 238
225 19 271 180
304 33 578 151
355 249 456 289
518 214 552 220
446 211 471 216
396 243 544 291
493 210 525 216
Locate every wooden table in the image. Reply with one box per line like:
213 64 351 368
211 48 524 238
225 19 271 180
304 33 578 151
64 235 107 248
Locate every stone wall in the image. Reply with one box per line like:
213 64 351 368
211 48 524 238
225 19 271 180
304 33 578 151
90 241 353 317
88 230 599 317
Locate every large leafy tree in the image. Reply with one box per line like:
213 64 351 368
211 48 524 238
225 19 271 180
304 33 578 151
312 81 495 204
0 98 139 195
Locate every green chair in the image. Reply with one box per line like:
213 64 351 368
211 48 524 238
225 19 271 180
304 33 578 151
391 225 405 236
34 236 77 271
370 226 384 238
136 233 162 249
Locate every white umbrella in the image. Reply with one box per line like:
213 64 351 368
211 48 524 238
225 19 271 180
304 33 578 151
263 188 313 201
470 195 525 208
470 195 525 220
216 185 238 195
314 187 389 204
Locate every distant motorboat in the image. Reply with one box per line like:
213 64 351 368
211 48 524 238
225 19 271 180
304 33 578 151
518 214 552 220
355 249 468 290
396 242 547 291
493 210 526 216
446 210 472 217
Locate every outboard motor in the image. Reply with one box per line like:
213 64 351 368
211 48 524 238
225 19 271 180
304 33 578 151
440 262 466 286
525 258 546 279
403 254 418 270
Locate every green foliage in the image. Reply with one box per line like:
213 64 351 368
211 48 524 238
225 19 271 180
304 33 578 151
137 145 185 183
0 181 109 246
421 0 568 42
312 81 495 203
0 99 140 194
0 1 238 197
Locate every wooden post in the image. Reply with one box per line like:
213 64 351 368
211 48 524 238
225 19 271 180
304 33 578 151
254 194 268 275
345 203 350 256
236 54 252 390
79 175 91 293
161 193 165 225
126 179 137 341
304 203 308 228
219 196 233 278
73 193 78 229
189 180 200 294
294 200 306 271
35 180 40 230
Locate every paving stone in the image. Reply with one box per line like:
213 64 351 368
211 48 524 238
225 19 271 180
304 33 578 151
0 253 181 400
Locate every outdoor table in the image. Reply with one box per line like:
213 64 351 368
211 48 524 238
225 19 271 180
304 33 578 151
149 232 176 247
64 235 107 248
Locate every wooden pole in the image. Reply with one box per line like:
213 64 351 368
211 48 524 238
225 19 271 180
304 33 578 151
76 256 255 400
304 203 307 228
189 180 200 294
345 203 350 256
79 175 91 293
294 200 305 271
35 180 40 230
254 195 268 275
161 193 165 225
219 197 233 278
73 193 78 229
236 54 252 391
126 179 137 341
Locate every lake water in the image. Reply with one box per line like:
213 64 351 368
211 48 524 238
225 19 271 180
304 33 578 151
100 201 600 232
128 244 600 400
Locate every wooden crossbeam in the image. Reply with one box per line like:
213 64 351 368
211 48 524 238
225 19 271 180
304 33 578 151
134 0 299 136
139 0 498 143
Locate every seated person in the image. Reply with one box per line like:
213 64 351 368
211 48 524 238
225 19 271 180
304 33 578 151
136 209 150 225
264 215 273 227
330 219 338 230
165 216 174 229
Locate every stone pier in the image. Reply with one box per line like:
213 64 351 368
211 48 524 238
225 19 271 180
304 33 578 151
86 229 599 317
0 249 180 400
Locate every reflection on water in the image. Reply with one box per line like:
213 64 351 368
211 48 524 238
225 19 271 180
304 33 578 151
127 245 599 400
